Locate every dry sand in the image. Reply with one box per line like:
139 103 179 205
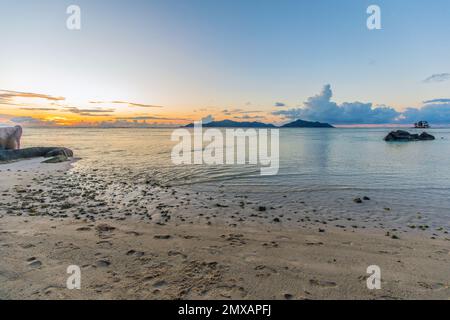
0 159 449 300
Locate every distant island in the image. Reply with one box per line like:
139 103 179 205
184 119 334 128
281 119 334 128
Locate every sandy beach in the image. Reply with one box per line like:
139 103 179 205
2 0 450 303
0 159 449 300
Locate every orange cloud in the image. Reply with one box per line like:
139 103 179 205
0 90 65 102
90 101 164 108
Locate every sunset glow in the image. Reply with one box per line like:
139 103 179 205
1 0 449 127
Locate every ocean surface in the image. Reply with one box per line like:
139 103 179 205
22 127 450 229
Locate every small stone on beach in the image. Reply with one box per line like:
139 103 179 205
96 259 111 267
154 235 171 239
96 224 116 232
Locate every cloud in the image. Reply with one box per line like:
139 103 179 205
10 116 38 123
90 101 163 108
20 107 58 111
272 85 450 124
274 102 286 107
9 116 56 126
201 114 214 124
0 100 27 107
115 115 189 121
401 100 450 124
63 107 115 117
97 120 180 128
222 109 263 116
0 90 65 101
0 113 12 122
423 73 450 83
0 90 66 111
273 85 399 124
423 98 450 104
233 115 264 120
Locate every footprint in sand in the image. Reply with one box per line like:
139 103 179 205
262 241 279 248
309 279 337 288
418 282 448 291
207 284 247 299
254 265 278 278
95 224 116 239
283 293 294 300
76 227 91 231
168 250 187 259
200 246 221 255
126 250 145 257
95 259 111 267
305 241 324 246
221 234 246 246
20 243 35 249
357 275 368 281
154 234 171 239
276 236 291 240
125 231 142 236
96 240 113 248
152 280 167 288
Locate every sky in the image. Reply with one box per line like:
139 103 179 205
0 0 449 127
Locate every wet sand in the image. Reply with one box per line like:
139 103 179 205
0 159 449 299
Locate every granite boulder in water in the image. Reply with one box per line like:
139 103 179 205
0 147 73 163
384 130 435 142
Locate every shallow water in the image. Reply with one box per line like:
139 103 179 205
22 127 450 229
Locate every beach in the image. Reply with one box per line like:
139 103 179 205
2 0 450 303
1 158 449 300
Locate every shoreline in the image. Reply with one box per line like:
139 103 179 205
0 159 449 299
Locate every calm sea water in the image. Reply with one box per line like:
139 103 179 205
22 127 450 228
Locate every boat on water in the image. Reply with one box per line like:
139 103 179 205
414 121 430 128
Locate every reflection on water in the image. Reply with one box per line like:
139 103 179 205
22 127 450 189
22 127 450 226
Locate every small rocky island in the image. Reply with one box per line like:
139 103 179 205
281 119 334 128
384 130 435 142
184 118 334 128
